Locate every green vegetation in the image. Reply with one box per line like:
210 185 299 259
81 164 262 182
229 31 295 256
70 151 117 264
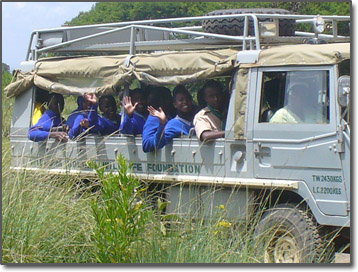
89 156 152 263
2 158 96 263
2 148 344 263
66 2 350 26
2 68 14 137
2 62 10 73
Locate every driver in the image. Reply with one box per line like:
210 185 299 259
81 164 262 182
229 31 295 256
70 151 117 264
270 84 308 124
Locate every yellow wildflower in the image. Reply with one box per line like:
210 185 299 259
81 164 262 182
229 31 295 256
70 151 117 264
135 200 143 210
105 218 123 224
217 220 232 228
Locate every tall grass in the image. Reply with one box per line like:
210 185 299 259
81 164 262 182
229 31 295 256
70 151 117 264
2 141 346 263
2 88 96 262
2 139 97 263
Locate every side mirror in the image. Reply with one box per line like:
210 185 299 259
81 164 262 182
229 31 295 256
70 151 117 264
338 76 350 107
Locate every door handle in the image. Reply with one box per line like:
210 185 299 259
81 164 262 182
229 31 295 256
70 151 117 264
254 144 270 156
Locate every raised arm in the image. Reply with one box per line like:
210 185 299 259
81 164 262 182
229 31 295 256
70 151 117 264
148 106 167 126
121 96 138 118
119 96 138 134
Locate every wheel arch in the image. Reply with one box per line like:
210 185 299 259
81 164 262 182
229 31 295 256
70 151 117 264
251 184 350 228
253 188 306 210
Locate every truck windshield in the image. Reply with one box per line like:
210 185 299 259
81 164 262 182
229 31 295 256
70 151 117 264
260 70 330 124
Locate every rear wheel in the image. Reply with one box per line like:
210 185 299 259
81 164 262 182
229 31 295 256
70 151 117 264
254 204 323 263
202 8 296 36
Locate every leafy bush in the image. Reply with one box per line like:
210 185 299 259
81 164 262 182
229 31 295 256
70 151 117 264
89 155 152 263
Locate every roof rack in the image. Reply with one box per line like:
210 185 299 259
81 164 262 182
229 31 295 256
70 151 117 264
26 13 350 61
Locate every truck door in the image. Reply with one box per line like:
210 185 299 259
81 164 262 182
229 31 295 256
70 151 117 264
251 66 348 216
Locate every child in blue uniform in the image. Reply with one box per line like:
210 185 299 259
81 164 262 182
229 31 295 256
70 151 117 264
28 93 69 142
120 88 147 135
68 93 100 139
142 85 194 152
142 87 166 152
91 95 122 135
159 86 176 120
66 96 84 128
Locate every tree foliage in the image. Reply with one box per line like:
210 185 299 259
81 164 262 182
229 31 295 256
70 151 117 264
2 63 10 74
2 62 12 91
66 2 350 26
2 71 12 91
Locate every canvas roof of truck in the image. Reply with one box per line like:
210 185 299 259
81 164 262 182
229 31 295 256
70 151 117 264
5 43 349 98
242 42 349 68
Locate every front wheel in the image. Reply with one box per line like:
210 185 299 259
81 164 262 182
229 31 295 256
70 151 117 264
254 204 324 263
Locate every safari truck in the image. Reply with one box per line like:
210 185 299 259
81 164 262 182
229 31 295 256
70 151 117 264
6 9 350 262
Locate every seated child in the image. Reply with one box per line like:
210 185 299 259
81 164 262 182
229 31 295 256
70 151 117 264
119 88 147 135
159 86 176 120
28 93 69 142
194 80 226 142
142 87 166 152
66 96 84 128
142 85 194 153
92 95 122 135
68 93 100 139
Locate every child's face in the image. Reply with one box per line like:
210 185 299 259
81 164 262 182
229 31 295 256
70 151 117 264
131 93 146 114
204 87 222 111
99 98 117 120
82 100 92 111
48 95 64 114
174 93 192 114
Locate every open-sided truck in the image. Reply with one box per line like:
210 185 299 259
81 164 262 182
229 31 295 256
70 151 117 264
6 10 350 262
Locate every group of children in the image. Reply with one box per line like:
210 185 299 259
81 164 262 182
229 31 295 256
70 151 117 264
28 80 228 152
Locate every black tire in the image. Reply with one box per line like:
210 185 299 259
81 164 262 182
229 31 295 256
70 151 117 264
202 8 296 37
254 204 324 263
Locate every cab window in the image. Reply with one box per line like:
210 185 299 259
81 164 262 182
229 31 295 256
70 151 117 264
259 70 330 124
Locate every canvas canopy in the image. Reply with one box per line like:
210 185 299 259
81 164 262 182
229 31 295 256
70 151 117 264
233 68 249 140
5 43 349 98
5 49 239 98
241 43 350 68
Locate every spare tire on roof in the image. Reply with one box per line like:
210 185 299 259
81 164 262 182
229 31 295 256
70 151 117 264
202 8 296 36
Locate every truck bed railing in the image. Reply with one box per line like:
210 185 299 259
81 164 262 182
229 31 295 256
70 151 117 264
26 13 350 61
